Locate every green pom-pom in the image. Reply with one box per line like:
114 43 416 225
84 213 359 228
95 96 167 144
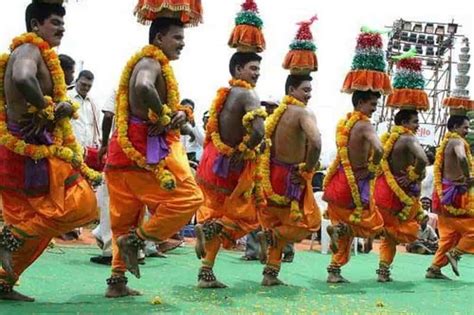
351 54 386 72
289 40 316 51
392 72 425 89
235 11 263 28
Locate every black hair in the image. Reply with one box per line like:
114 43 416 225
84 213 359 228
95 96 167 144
149 17 184 44
77 70 94 81
59 54 75 71
394 109 418 126
447 115 469 131
351 90 381 107
229 52 262 77
285 74 312 95
25 1 65 32
181 98 195 109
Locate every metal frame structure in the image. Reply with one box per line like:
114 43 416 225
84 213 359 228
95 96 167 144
376 18 464 145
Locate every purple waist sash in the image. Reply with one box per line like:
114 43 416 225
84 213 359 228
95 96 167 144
441 178 467 206
130 115 169 164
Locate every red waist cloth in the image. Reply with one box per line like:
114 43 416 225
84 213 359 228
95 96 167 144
270 160 292 197
322 167 354 208
374 175 404 211
196 141 243 197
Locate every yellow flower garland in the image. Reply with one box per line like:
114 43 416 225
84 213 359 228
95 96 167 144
258 95 316 222
434 131 474 217
115 45 182 191
323 111 372 223
379 126 424 221
205 79 267 160
0 33 101 185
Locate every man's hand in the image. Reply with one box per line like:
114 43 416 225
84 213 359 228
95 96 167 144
290 171 304 185
170 111 186 129
98 145 108 164
354 168 373 181
19 112 50 138
54 102 74 121
396 175 411 188
230 151 244 169
147 121 167 136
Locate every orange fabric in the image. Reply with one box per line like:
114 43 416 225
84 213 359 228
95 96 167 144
134 0 203 25
442 97 474 111
386 88 429 111
106 168 203 274
431 215 474 268
282 50 318 73
330 233 354 267
341 69 392 95
228 24 266 52
267 240 286 271
201 236 222 268
379 235 397 266
0 158 97 238
432 183 469 216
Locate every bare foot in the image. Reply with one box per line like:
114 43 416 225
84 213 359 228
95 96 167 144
256 231 268 264
0 288 35 302
197 279 228 289
326 225 339 254
261 274 286 286
446 252 460 276
105 283 142 298
194 224 206 260
0 248 14 278
117 236 141 279
425 267 451 280
327 272 350 283
377 273 393 283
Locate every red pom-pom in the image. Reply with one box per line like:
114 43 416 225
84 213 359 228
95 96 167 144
356 33 383 49
242 0 258 12
295 15 318 41
397 58 422 72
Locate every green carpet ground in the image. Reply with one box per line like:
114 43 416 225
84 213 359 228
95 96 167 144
1 245 473 314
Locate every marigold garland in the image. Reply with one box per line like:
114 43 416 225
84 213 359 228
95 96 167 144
258 95 315 222
205 79 266 160
379 126 423 221
323 111 373 223
0 32 101 185
434 131 474 217
115 44 182 191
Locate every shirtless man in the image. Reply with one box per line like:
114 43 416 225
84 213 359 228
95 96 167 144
374 110 428 282
322 90 384 283
104 17 203 297
426 115 474 280
195 52 266 288
258 75 321 285
0 1 97 301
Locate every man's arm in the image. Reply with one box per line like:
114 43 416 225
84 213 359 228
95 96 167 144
134 58 162 114
407 138 429 175
242 91 264 149
98 111 114 163
362 122 384 164
12 45 46 108
300 109 321 171
453 140 471 179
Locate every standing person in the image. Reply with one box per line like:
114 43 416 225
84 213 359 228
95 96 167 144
426 115 474 280
180 98 204 163
374 51 430 282
194 0 266 288
0 0 100 301
58 54 75 87
104 7 204 297
257 17 321 286
323 27 391 283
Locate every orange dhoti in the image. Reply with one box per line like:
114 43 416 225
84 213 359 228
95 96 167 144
0 150 97 284
259 159 321 270
195 141 258 267
431 182 474 269
323 167 383 267
374 175 419 266
105 119 203 274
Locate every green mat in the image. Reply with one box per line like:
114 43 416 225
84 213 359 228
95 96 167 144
2 245 473 314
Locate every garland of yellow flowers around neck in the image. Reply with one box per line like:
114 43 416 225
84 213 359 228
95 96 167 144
434 131 474 217
322 111 375 223
116 44 189 191
0 33 101 185
258 95 316 222
205 78 267 160
379 126 425 222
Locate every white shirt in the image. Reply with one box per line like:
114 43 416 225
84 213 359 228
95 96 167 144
68 89 101 148
421 165 434 198
181 124 204 160
102 90 116 114
418 225 438 242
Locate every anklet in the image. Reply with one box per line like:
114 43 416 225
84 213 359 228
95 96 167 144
0 226 23 252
